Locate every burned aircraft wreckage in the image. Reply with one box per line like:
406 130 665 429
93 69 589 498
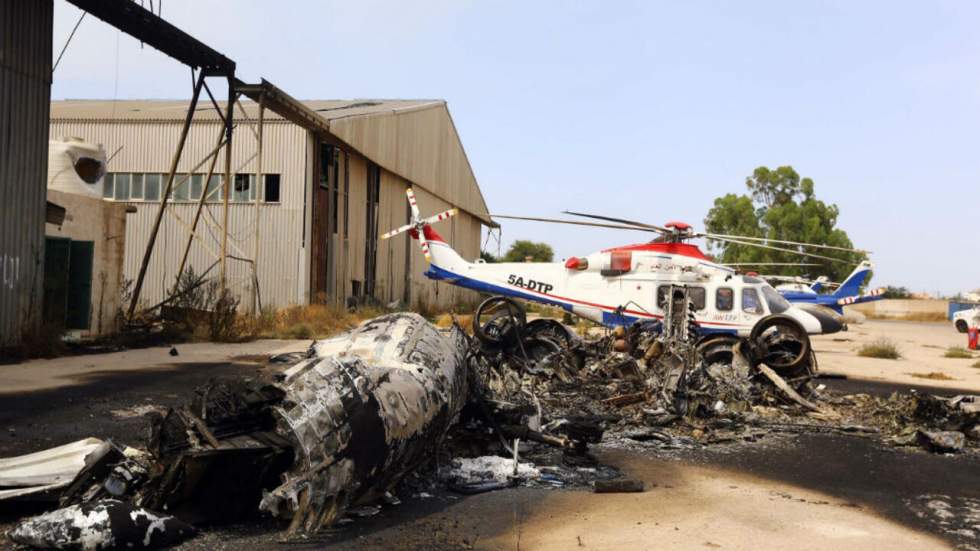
3 291 979 549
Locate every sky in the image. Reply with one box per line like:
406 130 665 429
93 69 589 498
51 0 980 296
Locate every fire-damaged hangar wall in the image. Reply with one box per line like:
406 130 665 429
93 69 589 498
49 98 492 311
0 0 53 345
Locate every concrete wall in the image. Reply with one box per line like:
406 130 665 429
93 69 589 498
848 299 948 319
45 190 128 336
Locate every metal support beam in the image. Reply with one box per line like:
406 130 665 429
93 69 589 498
252 94 265 314
64 0 235 75
128 71 205 318
219 80 236 288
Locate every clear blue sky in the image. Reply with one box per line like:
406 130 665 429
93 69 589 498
51 1 979 296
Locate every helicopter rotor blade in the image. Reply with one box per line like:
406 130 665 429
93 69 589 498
381 223 414 240
561 211 671 234
720 262 821 267
417 226 431 262
424 208 458 226
406 187 421 220
490 214 661 233
709 235 852 264
702 232 870 254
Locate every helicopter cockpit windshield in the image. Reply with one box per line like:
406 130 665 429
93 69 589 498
761 284 791 314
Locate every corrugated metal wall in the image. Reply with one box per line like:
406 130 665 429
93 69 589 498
49 119 308 309
0 0 53 345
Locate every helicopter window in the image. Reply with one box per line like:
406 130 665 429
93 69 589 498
656 286 705 310
689 287 706 310
742 288 764 314
716 287 734 311
761 285 791 313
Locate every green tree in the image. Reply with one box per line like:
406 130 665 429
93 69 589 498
503 240 554 263
479 250 499 263
704 165 865 282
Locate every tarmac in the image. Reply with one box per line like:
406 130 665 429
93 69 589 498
1 320 978 550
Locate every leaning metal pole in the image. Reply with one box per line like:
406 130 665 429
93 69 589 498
127 71 205 319
251 94 265 314
219 80 236 288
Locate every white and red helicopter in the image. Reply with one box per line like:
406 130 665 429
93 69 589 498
383 188 868 337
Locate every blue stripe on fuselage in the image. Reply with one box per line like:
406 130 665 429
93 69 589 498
426 264 738 334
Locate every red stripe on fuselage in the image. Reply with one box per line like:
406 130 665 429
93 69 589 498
603 242 709 260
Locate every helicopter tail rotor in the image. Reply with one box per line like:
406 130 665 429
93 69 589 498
381 187 458 263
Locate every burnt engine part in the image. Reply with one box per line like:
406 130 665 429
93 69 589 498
262 313 470 535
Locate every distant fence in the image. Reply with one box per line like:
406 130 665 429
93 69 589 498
848 299 949 320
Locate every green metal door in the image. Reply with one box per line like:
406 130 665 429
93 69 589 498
43 237 71 331
66 241 94 330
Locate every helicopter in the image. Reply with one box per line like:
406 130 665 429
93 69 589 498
382 188 870 338
762 261 886 314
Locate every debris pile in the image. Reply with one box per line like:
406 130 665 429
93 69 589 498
2 302 978 549
4 313 471 548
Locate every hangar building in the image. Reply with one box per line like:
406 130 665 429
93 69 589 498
49 97 492 313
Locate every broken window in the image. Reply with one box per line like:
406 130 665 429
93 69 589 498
232 174 253 202
742 288 763 314
716 287 734 311
264 174 281 203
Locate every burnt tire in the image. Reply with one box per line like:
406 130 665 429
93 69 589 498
955 319 969 333
525 318 577 347
749 314 812 372
473 296 527 346
696 334 740 366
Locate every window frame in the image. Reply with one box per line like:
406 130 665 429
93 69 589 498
742 287 764 314
716 287 734 311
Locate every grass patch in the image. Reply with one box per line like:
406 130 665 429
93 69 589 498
434 313 473 334
864 311 948 322
943 347 975 359
972 360 980 369
857 338 902 359
248 303 385 340
907 371 957 381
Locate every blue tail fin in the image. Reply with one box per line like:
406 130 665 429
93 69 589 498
833 261 873 299
810 276 829 293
